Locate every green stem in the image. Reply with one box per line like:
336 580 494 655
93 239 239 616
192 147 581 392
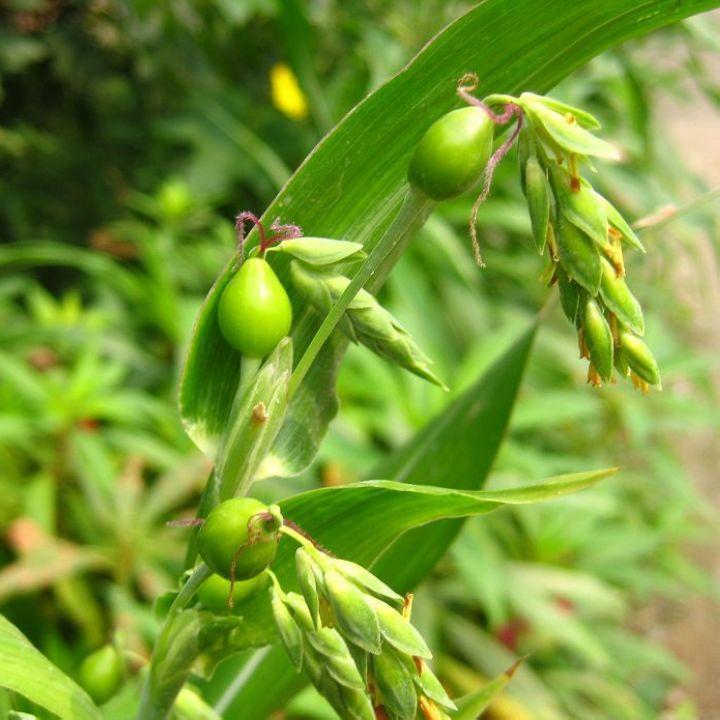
483 93 518 107
279 523 315 550
183 356 263 568
136 564 211 720
634 185 720 234
236 356 261 411
288 187 434 398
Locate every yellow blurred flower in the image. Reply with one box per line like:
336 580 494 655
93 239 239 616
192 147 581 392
270 63 308 121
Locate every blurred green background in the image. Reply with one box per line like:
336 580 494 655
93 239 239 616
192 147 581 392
1 2 718 718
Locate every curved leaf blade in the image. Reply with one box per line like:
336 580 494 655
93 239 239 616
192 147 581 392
0 614 101 720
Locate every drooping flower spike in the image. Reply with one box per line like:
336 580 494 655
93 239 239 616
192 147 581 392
407 76 660 392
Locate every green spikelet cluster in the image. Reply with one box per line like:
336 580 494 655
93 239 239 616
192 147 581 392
514 93 660 391
270 545 455 720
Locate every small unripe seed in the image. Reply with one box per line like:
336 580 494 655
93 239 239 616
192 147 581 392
372 648 418 720
557 218 602 295
524 155 551 254
408 107 494 200
218 257 292 358
78 644 124 705
619 331 661 386
557 267 581 325
599 258 644 336
582 299 614 384
197 497 282 580
197 571 268 612
271 586 304 672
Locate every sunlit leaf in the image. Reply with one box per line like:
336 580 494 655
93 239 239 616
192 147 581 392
0 614 101 720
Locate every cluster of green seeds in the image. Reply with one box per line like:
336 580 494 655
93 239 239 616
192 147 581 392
407 76 661 392
272 541 454 720
189 498 452 719
516 93 660 391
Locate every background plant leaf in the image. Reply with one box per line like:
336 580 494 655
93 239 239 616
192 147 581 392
0 614 101 720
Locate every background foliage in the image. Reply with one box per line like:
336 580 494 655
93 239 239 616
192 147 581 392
1 1 718 718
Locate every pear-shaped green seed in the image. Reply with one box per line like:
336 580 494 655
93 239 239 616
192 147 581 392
77 645 124 705
408 107 494 201
197 572 267 612
218 257 292 358
197 497 281 580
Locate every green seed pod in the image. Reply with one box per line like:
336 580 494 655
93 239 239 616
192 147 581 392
218 257 292 358
372 648 419 720
271 586 304 672
77 644 124 705
524 155 551 254
268 237 366 266
594 192 645 253
614 345 630 378
307 628 365 690
598 258 644 336
324 569 381 654
520 93 601 130
304 644 374 720
365 596 432 659
291 262 445 388
557 267 582 325
295 548 321 628
413 662 456 711
521 96 620 160
619 331 661 386
197 498 282 580
339 685 376 720
582 299 614 384
303 647 348 718
197 571 268 612
348 643 368 686
408 107 494 201
557 218 602 295
551 167 609 250
284 591 316 632
331 558 403 604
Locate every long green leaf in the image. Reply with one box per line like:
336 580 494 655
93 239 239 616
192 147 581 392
0 614 101 720
451 660 522 720
370 326 534 589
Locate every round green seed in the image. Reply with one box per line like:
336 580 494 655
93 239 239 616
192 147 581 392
408 107 494 201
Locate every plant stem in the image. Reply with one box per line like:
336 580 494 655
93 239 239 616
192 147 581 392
288 187 434 398
279 523 315 550
237 356 261 410
136 564 211 720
